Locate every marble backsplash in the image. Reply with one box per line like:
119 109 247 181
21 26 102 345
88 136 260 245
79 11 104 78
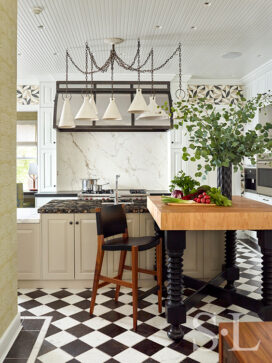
57 132 169 190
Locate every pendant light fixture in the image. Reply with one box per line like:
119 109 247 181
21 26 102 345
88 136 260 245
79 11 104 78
58 40 184 128
137 49 169 121
75 45 97 121
128 40 148 114
59 50 76 128
103 46 122 120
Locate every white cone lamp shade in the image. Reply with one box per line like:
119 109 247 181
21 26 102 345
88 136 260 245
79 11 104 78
75 96 97 120
89 94 99 120
102 98 122 120
58 98 76 128
128 88 148 114
137 96 170 120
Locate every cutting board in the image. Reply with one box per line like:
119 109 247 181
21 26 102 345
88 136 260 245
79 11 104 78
167 202 216 206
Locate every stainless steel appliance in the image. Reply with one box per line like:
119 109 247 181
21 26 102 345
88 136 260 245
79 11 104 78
244 167 256 192
78 189 147 205
257 155 272 196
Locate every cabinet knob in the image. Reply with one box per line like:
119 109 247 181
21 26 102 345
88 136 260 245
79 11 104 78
69 221 73 225
75 221 79 225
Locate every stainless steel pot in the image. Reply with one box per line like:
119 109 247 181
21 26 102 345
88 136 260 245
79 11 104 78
97 182 109 192
81 178 99 192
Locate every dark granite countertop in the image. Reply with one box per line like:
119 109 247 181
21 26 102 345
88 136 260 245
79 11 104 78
38 199 148 214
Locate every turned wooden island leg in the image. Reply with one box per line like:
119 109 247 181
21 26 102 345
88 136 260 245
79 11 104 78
154 221 167 297
165 230 186 341
224 230 240 290
258 230 272 321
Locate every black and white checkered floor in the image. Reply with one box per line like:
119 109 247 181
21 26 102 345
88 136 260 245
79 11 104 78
6 241 263 363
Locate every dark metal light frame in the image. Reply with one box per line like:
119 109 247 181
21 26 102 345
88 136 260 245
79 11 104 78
54 80 173 132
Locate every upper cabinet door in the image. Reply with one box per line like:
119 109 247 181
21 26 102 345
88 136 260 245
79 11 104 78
40 82 56 108
170 126 182 147
39 108 56 148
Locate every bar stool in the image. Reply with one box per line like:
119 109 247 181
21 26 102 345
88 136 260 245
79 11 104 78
89 204 162 331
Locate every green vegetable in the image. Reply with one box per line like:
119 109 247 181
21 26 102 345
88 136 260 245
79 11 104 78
161 196 194 204
197 185 211 192
206 187 232 207
169 171 200 195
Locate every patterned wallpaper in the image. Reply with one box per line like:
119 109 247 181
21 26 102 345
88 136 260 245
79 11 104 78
188 85 243 105
17 85 39 105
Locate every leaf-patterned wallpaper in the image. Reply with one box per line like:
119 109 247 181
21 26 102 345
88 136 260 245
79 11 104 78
17 85 39 105
188 85 243 105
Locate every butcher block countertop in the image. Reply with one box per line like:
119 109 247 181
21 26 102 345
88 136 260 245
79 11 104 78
147 196 272 231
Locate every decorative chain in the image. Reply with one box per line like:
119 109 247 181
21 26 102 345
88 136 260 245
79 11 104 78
178 42 182 91
65 50 69 94
111 45 115 99
137 39 140 88
66 40 182 78
151 48 154 96
85 42 88 91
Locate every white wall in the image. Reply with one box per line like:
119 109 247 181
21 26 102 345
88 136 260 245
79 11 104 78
57 132 170 190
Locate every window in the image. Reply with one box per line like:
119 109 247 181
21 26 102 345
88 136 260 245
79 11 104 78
16 112 38 191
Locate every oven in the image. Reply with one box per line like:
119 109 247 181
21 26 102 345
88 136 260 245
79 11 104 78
257 156 272 196
244 167 256 192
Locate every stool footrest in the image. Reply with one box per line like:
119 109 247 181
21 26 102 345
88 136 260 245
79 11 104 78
123 265 157 276
99 275 133 288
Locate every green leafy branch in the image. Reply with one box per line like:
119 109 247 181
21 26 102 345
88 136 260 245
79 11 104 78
163 92 272 177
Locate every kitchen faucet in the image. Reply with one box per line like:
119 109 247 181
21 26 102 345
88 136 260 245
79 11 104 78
114 174 120 205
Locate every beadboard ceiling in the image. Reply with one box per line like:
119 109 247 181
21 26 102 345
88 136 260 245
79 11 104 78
17 0 272 80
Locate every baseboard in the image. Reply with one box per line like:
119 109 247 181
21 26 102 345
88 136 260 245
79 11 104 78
0 312 21 363
18 279 154 289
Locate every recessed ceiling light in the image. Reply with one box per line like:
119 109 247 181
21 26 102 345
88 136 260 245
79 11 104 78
32 6 43 15
155 25 162 29
222 51 242 59
191 26 197 30
38 25 44 30
204 2 211 6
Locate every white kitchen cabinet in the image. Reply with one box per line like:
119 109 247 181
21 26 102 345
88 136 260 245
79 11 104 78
74 214 107 280
170 126 182 148
17 224 41 280
203 231 225 279
39 108 56 148
40 82 56 108
171 148 183 179
183 232 204 278
42 214 75 280
139 213 156 280
39 149 56 192
38 82 57 192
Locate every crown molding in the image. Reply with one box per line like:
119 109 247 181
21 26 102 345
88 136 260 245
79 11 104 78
242 59 272 84
188 78 242 85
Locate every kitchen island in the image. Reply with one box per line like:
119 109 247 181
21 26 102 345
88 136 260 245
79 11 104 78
147 196 272 341
15 199 225 288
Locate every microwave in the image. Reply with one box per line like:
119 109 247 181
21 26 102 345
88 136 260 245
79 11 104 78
257 156 272 196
